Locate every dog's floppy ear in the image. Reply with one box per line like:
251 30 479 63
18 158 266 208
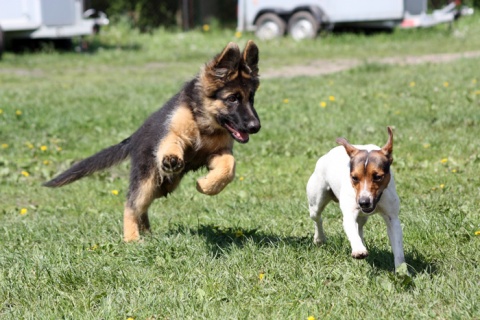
381 126 394 164
241 40 259 77
204 42 241 81
336 137 359 158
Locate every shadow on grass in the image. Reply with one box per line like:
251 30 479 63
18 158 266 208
366 246 438 276
166 224 437 277
166 223 312 258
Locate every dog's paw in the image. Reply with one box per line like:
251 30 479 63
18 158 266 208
351 250 369 259
161 155 184 173
313 236 327 246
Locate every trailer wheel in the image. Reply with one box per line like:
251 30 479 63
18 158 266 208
288 11 320 40
255 13 286 40
0 25 4 60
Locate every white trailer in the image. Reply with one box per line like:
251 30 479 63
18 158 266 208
237 0 471 40
0 0 108 57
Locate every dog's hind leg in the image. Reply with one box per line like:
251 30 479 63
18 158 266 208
306 173 333 245
123 169 159 242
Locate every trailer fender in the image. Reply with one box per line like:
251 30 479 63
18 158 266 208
292 5 330 24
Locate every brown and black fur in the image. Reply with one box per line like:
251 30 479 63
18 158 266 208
44 41 261 242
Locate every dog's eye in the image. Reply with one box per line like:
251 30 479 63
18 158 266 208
351 176 359 183
226 95 238 103
373 174 384 182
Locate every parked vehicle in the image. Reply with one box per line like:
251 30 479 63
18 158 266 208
0 0 108 58
237 0 472 40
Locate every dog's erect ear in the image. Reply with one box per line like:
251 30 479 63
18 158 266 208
205 42 241 81
336 137 359 158
381 126 394 164
241 40 259 77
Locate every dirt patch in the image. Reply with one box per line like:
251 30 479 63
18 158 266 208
262 50 480 79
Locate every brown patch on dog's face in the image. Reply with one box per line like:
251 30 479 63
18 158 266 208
337 127 394 213
199 41 261 143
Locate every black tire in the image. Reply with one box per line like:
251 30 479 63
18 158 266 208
0 25 4 60
255 13 286 40
287 11 320 40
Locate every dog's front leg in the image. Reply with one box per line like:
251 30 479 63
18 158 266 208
341 201 368 259
197 151 235 196
382 213 406 269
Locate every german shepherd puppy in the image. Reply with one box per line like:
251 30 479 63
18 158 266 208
44 41 261 242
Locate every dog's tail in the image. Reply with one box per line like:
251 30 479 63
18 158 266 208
43 137 131 188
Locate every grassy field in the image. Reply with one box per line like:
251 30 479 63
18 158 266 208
1 15 480 319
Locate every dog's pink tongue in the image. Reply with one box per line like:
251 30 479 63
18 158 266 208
235 131 249 142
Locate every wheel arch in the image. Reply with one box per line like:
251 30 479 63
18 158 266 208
290 5 329 24
253 9 289 25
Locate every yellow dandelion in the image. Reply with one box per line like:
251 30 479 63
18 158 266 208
440 184 445 189
40 145 47 151
409 81 416 87
451 169 457 173
20 208 28 215
440 158 448 164
88 244 99 251
25 142 34 149
283 98 289 104
111 190 119 196
1 143 8 149
329 95 335 101
21 170 30 177
475 90 480 95
43 160 50 165
320 101 327 108
16 110 22 116
235 230 243 238
202 24 210 32
443 82 449 87
0 109 3 114
475 230 480 236
235 31 242 38
259 272 265 281
308 316 316 320
239 176 244 181
423 143 430 148
126 317 135 320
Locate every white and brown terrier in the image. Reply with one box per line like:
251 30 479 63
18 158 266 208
306 127 405 270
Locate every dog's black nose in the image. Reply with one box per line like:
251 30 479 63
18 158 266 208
246 119 261 134
358 197 372 208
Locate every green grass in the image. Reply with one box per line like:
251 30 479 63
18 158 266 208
1 15 480 319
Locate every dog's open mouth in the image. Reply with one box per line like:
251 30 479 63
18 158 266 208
360 207 376 214
224 122 249 143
